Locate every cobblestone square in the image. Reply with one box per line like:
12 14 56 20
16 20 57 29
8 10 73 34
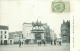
0 43 70 51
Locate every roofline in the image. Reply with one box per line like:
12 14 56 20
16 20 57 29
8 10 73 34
0 25 9 30
0 25 9 27
23 22 32 25
0 29 9 30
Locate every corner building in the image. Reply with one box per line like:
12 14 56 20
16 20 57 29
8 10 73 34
0 25 9 45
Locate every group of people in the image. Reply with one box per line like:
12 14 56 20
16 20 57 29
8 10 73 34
54 39 62 45
19 39 62 47
37 39 62 46
37 39 46 46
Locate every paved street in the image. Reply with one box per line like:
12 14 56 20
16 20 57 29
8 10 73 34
0 43 70 51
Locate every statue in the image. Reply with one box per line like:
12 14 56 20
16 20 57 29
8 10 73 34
32 20 43 27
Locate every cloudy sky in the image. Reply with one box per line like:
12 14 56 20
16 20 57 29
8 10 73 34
0 0 70 37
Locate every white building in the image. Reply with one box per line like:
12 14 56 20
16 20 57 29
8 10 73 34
50 30 57 40
22 23 35 39
0 25 9 45
22 23 35 43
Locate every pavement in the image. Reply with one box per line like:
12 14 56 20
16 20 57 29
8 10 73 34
0 43 70 51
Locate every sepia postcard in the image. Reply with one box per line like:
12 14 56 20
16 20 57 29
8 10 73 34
0 0 80 51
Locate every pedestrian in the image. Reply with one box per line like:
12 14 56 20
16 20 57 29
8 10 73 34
43 42 45 45
42 39 46 45
19 40 21 47
37 40 40 46
59 39 62 45
59 41 61 45
40 40 41 46
54 39 56 45
22 41 23 45
51 39 53 45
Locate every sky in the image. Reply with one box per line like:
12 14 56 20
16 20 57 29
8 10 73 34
0 0 70 37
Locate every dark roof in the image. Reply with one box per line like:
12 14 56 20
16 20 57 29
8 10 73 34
9 31 22 39
0 25 9 30
23 22 32 24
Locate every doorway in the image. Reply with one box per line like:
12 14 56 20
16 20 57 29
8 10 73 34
4 40 7 45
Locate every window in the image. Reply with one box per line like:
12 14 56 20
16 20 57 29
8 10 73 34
5 35 6 39
5 31 7 34
1 40 2 44
1 35 2 38
1 31 2 34
27 33 28 36
29 33 31 36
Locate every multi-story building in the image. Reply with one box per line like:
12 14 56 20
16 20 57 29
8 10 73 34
43 23 51 43
22 23 35 44
0 25 9 45
61 20 70 43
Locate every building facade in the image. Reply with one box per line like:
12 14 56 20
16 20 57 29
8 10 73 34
61 20 70 43
0 25 9 45
8 31 23 44
22 23 35 44
43 24 52 43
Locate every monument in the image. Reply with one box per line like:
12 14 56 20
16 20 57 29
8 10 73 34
31 20 45 43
